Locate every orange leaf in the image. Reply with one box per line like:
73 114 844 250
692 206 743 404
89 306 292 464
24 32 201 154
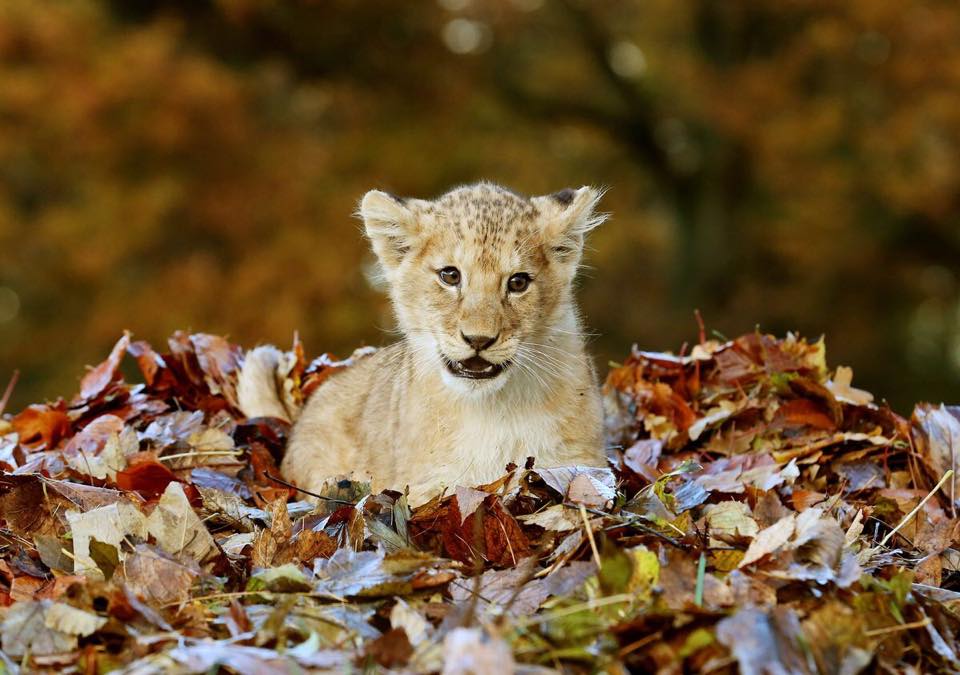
11 403 71 450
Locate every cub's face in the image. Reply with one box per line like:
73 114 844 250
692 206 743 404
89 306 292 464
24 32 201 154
361 183 604 396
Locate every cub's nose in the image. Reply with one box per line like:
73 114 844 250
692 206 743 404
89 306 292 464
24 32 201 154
461 333 498 352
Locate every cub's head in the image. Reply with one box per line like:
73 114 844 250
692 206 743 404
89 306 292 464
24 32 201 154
360 182 605 395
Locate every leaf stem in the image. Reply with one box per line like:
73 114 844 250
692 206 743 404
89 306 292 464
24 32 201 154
863 618 931 637
579 503 602 568
158 450 243 461
880 469 954 547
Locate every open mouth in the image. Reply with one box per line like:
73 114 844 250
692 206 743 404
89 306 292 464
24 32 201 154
445 355 507 380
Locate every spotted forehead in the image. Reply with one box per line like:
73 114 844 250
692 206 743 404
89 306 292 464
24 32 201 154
430 184 540 257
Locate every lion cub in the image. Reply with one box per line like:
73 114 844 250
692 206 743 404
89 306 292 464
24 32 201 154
238 182 607 504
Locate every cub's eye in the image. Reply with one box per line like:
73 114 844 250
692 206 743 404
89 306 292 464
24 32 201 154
438 267 461 286
507 273 531 294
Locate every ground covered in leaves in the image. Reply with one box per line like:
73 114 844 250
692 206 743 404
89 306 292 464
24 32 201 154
1 329 959 673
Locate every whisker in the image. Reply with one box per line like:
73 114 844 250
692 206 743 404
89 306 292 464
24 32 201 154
514 345 574 383
517 345 577 373
523 339 578 354
513 352 549 391
543 326 597 338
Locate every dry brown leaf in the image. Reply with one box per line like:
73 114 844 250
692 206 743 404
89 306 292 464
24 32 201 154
66 500 148 579
739 513 796 568
826 366 875 407
117 544 201 606
716 607 810 675
146 481 217 563
77 332 131 403
442 627 515 675
366 627 414 669
1 600 76 657
454 486 489 524
251 496 293 567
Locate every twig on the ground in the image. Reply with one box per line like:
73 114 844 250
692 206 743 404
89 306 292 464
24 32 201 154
159 450 243 462
0 370 18 417
864 618 932 637
880 469 954 547
264 471 357 505
574 502 690 550
579 503 602 568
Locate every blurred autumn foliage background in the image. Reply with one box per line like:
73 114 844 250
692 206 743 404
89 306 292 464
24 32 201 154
1 0 958 413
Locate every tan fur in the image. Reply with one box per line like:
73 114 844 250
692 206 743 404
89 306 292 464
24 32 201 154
240 182 607 505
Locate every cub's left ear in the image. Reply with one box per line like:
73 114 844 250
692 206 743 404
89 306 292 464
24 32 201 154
533 186 608 263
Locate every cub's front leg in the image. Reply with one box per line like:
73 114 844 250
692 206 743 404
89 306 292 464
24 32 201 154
279 369 375 497
280 418 358 498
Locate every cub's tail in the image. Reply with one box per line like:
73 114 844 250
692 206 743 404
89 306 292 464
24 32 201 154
237 345 300 423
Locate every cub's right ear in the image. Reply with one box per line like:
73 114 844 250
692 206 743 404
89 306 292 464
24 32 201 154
359 190 418 272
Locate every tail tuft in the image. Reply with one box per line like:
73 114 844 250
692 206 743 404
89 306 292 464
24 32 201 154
237 345 297 422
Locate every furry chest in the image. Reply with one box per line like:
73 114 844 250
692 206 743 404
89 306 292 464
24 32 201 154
445 405 564 479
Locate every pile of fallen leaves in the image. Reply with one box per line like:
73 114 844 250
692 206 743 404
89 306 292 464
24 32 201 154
1 329 959 673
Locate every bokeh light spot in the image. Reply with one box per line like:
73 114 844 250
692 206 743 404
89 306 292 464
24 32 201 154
608 40 647 79
442 18 490 55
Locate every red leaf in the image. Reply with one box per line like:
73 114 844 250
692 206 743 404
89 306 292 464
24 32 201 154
477 499 531 567
775 399 836 431
115 457 180 498
440 495 530 567
440 499 474 564
127 340 175 390
77 332 131 404
189 333 243 407
245 440 285 487
302 354 351 399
